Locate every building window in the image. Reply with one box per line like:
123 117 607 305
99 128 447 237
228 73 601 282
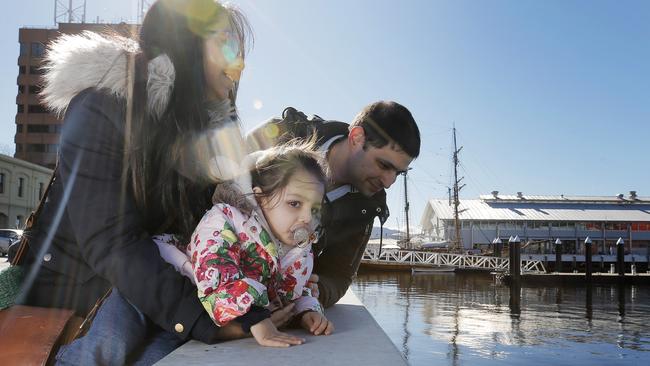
31 42 45 57
26 144 46 152
38 182 44 200
19 65 26 74
0 173 4 194
17 125 23 133
18 177 24 198
47 144 59 153
28 104 48 113
18 85 25 94
27 124 50 133
20 42 29 56
17 104 24 113
28 85 42 94
16 144 23 153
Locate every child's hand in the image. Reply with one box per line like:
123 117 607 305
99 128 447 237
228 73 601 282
300 311 334 335
250 318 305 348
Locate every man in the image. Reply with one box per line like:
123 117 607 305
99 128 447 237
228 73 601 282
248 101 421 307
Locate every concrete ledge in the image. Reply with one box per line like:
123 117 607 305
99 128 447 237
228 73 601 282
157 290 405 365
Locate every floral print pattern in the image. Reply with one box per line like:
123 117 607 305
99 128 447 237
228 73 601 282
187 203 322 326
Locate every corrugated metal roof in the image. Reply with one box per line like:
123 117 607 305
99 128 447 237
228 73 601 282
427 199 650 222
478 194 650 203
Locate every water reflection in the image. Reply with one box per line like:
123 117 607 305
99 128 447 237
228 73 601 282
352 271 650 366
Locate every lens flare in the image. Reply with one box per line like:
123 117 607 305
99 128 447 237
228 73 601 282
175 119 249 184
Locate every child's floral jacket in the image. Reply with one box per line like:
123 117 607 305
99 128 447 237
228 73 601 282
187 203 323 326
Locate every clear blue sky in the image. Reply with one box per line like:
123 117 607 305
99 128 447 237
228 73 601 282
2 0 649 231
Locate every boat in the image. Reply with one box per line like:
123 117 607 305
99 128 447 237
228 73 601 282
411 266 456 274
380 244 401 252
420 241 450 250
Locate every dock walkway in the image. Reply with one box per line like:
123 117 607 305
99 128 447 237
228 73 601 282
156 290 406 365
361 247 547 272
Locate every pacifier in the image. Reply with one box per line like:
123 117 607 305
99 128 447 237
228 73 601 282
292 227 311 248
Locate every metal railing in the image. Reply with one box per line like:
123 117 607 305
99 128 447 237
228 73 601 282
362 247 546 273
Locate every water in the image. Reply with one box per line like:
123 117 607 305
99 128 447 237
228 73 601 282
352 271 650 366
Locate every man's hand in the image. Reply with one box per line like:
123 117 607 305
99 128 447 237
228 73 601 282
300 311 334 336
307 273 319 299
250 318 305 348
270 302 295 328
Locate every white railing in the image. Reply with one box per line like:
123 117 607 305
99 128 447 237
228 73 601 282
362 247 546 273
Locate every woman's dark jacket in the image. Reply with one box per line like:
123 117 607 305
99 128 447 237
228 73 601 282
22 90 221 343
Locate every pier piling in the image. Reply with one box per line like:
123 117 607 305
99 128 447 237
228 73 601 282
585 237 592 282
493 237 502 258
617 238 625 277
554 238 562 273
509 236 521 281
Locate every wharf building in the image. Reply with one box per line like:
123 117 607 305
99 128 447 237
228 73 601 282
15 22 135 169
420 191 650 256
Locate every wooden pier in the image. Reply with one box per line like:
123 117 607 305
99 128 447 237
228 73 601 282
360 247 547 273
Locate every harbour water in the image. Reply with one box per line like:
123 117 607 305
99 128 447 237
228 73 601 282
352 271 650 366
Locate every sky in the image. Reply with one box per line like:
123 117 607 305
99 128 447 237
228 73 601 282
1 0 649 232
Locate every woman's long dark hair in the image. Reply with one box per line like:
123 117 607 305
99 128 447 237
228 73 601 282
127 0 253 241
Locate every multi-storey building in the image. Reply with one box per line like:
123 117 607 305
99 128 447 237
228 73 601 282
15 22 135 169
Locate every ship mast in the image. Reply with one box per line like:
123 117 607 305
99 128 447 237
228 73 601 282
402 169 411 248
451 126 465 252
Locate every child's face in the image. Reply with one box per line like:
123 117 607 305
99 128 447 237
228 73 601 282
256 169 325 246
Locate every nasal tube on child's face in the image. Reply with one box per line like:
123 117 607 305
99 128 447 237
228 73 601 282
293 227 310 247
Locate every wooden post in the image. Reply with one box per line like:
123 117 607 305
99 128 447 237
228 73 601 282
617 237 625 277
508 236 514 274
555 238 562 273
584 237 592 282
510 235 521 281
493 237 502 258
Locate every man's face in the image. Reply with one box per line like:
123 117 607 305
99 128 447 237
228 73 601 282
347 137 414 196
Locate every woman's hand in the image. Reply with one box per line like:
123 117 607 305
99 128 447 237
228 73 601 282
300 311 334 336
250 318 305 347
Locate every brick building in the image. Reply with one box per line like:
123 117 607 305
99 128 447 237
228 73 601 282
15 22 135 168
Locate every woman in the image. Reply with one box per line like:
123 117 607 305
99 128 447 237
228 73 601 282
20 0 264 363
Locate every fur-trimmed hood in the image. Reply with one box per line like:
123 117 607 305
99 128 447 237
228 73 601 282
41 31 143 116
40 30 220 122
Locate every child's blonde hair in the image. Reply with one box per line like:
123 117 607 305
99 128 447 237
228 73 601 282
211 137 326 211
251 137 326 205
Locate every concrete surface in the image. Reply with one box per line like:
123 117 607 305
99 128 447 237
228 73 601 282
156 290 406 365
